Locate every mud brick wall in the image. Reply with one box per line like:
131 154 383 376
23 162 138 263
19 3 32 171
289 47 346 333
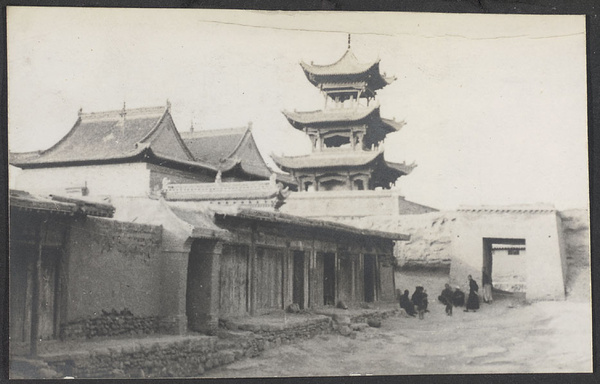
43 334 265 378
64 217 163 326
60 310 160 340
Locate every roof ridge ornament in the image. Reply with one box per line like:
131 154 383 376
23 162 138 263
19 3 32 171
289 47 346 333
348 33 351 50
166 99 171 112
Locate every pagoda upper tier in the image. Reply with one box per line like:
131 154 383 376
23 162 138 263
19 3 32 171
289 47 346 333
300 49 396 101
282 103 405 152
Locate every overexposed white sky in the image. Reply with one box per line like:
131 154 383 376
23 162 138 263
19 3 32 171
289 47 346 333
7 7 588 210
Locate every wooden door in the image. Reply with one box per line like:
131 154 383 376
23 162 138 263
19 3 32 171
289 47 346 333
364 254 376 302
39 248 60 340
219 245 249 316
292 251 305 309
256 247 284 311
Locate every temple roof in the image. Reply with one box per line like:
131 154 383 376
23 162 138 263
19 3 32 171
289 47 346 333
180 125 295 185
10 105 216 173
299 49 396 91
283 104 378 126
213 206 410 241
282 105 404 134
272 150 415 176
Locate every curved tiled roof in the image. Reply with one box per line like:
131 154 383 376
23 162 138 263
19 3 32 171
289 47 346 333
282 105 379 126
272 150 383 169
299 49 396 91
273 150 415 178
9 105 214 174
181 126 295 185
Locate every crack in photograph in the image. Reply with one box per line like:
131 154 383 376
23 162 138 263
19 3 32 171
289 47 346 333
6 7 591 378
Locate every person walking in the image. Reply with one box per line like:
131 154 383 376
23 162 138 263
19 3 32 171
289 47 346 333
412 286 427 320
482 270 493 304
464 275 480 312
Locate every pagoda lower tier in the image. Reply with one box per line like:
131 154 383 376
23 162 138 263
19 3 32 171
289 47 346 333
272 149 415 192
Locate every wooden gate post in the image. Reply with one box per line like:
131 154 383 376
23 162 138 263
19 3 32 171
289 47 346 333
30 217 47 357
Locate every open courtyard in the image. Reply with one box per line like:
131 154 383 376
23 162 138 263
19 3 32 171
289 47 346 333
207 293 591 377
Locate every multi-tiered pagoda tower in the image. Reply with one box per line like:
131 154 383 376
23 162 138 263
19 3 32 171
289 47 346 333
273 35 415 192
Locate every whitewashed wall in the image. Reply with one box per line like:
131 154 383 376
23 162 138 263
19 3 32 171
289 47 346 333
450 210 566 301
12 163 151 197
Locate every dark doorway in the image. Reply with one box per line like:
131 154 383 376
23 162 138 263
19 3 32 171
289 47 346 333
293 251 305 309
364 254 376 302
323 253 336 306
482 238 526 292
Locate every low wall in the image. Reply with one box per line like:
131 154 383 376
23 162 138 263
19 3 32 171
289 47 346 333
38 309 395 378
42 334 262 378
281 190 436 220
60 310 160 340
221 316 332 349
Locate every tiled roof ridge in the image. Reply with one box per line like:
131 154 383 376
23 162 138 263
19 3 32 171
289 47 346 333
78 105 165 121
137 110 196 161
224 125 253 159
179 126 248 139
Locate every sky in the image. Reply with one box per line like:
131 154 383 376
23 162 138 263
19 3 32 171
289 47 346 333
7 7 588 210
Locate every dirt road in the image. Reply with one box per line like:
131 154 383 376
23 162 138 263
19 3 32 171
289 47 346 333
207 296 591 377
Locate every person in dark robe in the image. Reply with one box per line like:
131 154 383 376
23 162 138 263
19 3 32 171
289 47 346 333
438 283 454 316
411 286 427 320
453 286 465 307
399 290 416 317
482 270 493 304
464 275 480 312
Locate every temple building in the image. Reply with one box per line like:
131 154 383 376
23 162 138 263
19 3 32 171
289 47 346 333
277 36 436 221
10 102 218 197
273 35 416 193
9 101 408 364
180 123 295 188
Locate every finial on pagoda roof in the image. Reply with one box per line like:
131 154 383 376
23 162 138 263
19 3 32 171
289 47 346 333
248 121 253 131
190 119 194 133
348 33 351 50
78 107 83 117
166 99 171 112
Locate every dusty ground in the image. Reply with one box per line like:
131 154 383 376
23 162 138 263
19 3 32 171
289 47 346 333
207 275 592 377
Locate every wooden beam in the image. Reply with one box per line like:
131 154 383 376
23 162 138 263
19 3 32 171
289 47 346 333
30 217 47 357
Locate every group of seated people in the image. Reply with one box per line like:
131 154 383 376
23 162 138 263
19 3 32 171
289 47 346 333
398 286 429 319
398 284 466 318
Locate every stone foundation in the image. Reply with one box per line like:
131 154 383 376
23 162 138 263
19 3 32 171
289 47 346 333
220 316 332 349
41 334 263 378
60 310 160 340
32 309 396 379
